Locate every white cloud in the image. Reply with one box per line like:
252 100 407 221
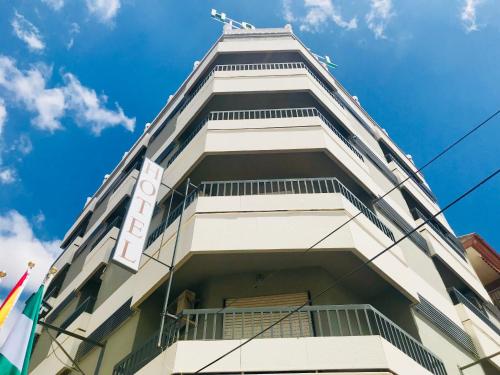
283 0 296 23
42 0 65 11
33 212 46 226
461 0 483 32
0 56 135 135
0 168 16 184
86 0 121 23
67 23 80 50
11 134 33 155
365 0 394 39
0 210 61 293
0 98 6 136
296 0 357 32
0 57 64 131
62 73 135 135
11 11 45 52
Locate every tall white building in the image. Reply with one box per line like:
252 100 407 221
30 26 500 375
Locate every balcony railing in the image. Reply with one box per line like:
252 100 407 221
72 215 123 262
490 287 500 309
146 177 395 249
175 62 346 119
386 154 437 203
162 106 363 171
210 107 363 161
57 296 96 335
113 304 446 375
411 208 466 259
448 288 500 335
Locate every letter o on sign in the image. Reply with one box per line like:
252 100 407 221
139 179 156 196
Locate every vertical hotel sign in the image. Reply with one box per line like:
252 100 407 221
112 158 164 272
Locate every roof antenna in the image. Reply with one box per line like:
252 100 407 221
210 9 256 30
308 49 338 69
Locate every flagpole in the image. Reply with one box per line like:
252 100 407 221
43 267 58 286
0 261 35 330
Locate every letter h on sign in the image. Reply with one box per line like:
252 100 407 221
112 158 165 272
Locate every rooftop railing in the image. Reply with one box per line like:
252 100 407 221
113 304 446 375
411 208 466 259
448 288 500 335
175 62 345 119
145 177 395 249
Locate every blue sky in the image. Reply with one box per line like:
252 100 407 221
0 0 499 304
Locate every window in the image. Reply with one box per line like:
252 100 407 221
223 292 312 339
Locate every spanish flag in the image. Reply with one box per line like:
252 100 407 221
0 264 33 329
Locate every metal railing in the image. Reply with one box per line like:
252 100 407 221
146 177 395 248
58 296 96 334
208 107 363 160
113 304 446 375
448 288 500 335
164 118 209 167
411 208 466 259
162 106 363 172
414 295 477 356
490 287 500 309
176 62 345 118
374 199 430 254
60 216 123 293
386 154 437 203
145 190 198 247
112 322 179 375
72 215 123 262
200 177 394 241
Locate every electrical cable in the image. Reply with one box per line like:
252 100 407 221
45 327 86 375
209 108 500 313
194 168 499 373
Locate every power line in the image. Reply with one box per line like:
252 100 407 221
194 168 499 373
210 108 500 312
307 109 500 251
45 327 86 375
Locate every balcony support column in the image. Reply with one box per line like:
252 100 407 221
157 178 191 348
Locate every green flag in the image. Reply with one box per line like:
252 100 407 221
0 285 44 375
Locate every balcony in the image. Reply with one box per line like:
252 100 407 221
146 177 394 249
449 288 500 335
46 225 120 322
490 287 500 309
31 312 92 375
160 107 363 173
57 296 96 334
386 154 437 204
113 304 446 375
174 62 346 122
411 208 465 260
448 288 500 368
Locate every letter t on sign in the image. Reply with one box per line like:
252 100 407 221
112 157 165 272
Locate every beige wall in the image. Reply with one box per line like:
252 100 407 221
413 313 485 375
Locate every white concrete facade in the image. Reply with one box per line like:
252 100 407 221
30 27 499 375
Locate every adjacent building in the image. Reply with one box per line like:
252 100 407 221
29 26 500 375
460 233 500 308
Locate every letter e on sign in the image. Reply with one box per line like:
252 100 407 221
112 158 164 272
